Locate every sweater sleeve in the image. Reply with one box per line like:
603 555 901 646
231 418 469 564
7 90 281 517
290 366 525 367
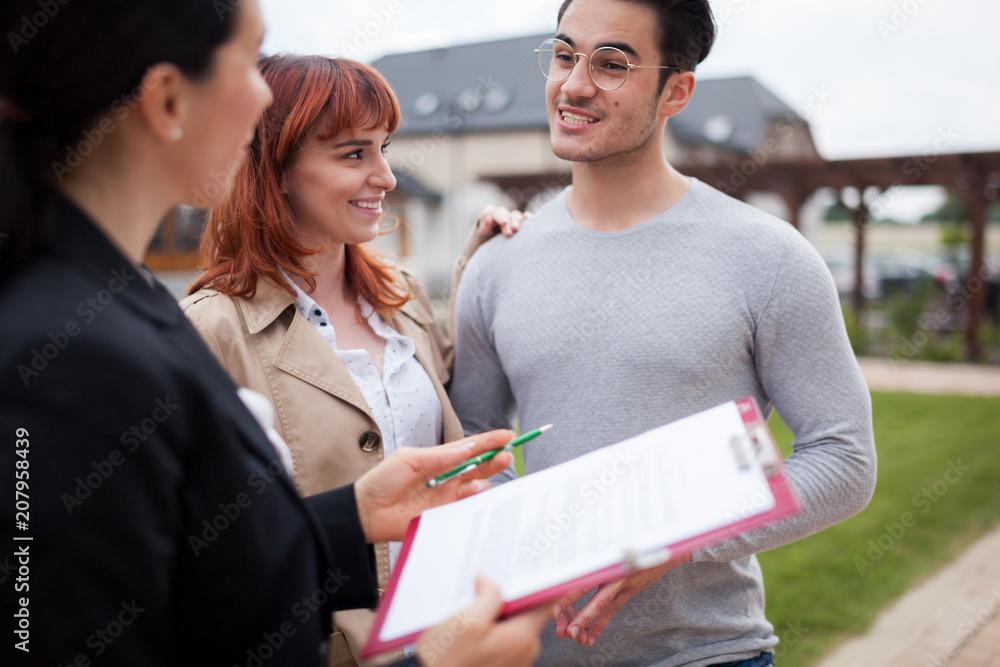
695 236 877 562
449 253 518 484
448 225 492 343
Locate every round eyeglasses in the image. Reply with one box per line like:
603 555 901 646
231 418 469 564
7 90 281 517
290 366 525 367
535 38 679 92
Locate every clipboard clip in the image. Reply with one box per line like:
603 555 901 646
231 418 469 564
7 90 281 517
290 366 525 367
623 546 673 572
730 428 780 477
749 425 780 477
735 397 782 477
729 435 752 470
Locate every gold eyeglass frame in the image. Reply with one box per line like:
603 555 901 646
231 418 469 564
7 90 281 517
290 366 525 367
535 38 679 91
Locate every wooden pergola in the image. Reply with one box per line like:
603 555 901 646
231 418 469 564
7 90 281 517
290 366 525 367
488 150 1000 361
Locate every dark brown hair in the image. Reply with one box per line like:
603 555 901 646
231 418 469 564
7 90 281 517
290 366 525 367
557 0 716 91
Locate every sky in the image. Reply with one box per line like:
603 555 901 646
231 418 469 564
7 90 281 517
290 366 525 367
259 0 1000 220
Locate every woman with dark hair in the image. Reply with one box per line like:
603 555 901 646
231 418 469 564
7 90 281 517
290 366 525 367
0 1 545 665
181 54 523 664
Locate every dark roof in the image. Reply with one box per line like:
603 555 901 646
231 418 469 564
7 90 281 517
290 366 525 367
671 76 805 152
392 171 441 204
373 33 549 136
372 35 805 153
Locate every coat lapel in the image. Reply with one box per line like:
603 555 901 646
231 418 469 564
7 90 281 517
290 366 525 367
274 314 376 419
239 279 376 422
391 300 465 443
238 277 461 443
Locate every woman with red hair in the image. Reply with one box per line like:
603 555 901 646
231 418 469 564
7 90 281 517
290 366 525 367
181 54 521 665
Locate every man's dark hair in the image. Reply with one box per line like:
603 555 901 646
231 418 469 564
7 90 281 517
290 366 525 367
557 0 716 91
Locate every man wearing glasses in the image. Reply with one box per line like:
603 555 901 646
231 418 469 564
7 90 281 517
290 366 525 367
451 0 876 666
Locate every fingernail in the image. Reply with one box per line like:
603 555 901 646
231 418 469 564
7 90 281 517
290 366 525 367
569 626 579 639
552 605 562 618
461 439 477 450
588 636 596 646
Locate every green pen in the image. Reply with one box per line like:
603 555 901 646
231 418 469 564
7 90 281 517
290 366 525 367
427 424 553 488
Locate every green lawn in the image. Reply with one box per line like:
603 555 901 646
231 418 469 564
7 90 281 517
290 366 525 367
759 391 1000 666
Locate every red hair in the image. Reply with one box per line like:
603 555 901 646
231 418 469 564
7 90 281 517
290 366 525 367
189 54 410 317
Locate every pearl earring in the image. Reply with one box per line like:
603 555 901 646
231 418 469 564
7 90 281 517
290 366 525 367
171 126 183 142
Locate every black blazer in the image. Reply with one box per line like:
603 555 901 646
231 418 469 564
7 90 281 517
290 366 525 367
0 199 417 666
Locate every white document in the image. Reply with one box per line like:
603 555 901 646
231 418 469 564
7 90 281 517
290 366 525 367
379 401 777 643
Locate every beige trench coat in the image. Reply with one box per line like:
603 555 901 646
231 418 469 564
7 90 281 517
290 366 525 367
180 269 467 666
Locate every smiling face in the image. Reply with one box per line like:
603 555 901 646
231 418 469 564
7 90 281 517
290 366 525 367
547 0 668 165
282 124 396 247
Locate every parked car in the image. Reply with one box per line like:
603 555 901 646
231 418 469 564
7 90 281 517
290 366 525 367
940 247 1000 321
823 249 879 300
822 247 959 300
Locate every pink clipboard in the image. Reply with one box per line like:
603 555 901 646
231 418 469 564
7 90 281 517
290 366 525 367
362 397 800 659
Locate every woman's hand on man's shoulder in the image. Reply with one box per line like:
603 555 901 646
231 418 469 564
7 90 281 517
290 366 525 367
476 206 529 239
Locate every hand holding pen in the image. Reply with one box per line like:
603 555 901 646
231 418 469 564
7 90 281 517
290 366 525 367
427 425 553 488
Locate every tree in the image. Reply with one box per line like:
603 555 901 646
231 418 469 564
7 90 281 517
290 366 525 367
824 200 851 222
921 192 966 224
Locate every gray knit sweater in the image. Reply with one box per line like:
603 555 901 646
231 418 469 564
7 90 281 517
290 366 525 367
450 179 876 667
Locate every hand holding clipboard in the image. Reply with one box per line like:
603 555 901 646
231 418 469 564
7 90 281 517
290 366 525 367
363 398 799 659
